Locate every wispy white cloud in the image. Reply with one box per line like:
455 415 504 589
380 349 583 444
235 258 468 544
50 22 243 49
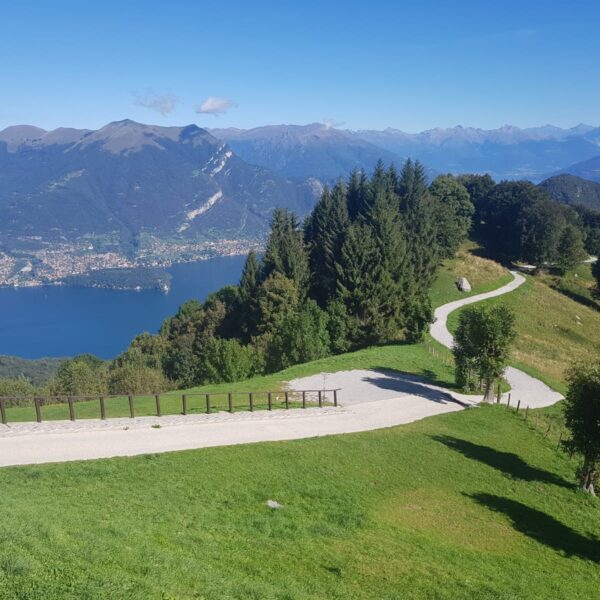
133 89 180 116
196 96 237 116
322 118 345 130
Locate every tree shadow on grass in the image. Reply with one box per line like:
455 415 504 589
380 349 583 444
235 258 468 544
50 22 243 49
432 435 572 489
467 493 600 563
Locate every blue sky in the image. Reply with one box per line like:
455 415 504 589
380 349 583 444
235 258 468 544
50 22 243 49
1 0 599 132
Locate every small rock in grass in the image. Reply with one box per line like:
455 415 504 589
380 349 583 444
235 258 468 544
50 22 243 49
266 499 283 509
457 277 471 292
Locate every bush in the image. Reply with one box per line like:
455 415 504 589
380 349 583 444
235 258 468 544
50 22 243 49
197 338 261 384
0 377 37 407
108 364 173 395
266 301 331 373
46 356 109 397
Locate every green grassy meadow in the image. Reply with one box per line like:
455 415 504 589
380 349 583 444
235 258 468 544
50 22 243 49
0 405 598 599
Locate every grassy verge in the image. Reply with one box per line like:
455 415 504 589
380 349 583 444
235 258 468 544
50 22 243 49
0 405 598 599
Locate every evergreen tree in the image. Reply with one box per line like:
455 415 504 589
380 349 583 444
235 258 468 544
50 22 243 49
305 183 349 306
396 160 440 338
262 208 310 294
239 251 261 340
346 169 370 221
335 223 392 344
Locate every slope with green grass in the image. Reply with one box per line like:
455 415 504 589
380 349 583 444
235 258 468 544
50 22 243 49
0 405 597 599
447 274 600 393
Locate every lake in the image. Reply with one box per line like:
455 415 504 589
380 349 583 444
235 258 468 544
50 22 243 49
0 255 247 359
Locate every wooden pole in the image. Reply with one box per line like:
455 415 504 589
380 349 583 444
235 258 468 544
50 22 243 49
206 394 211 414
34 397 42 423
302 391 306 409
228 392 233 413
0 398 6 425
334 389 338 407
182 394 187 415
516 400 521 412
318 390 323 408
268 392 272 411
155 394 161 417
100 396 106 420
506 395 511 409
128 394 135 419
249 393 254 412
68 396 75 421
285 391 289 409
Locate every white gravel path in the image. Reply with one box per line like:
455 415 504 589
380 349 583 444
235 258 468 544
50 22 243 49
0 270 562 467
431 270 563 409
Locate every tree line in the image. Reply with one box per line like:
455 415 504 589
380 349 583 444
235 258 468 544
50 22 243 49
460 175 599 273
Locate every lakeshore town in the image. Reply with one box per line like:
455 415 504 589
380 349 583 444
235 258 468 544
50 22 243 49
0 237 260 288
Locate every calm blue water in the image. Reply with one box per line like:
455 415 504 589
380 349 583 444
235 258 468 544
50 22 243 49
0 255 247 359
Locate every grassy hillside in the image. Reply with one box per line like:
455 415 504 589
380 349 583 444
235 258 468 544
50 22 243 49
447 273 600 393
429 243 512 308
0 405 598 599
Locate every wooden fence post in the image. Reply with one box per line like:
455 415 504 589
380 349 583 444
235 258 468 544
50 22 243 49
318 390 323 408
249 393 254 412
302 391 306 409
34 397 42 423
68 396 75 421
285 391 289 409
155 394 161 417
206 393 211 414
506 395 511 409
0 398 6 425
268 392 272 411
100 396 106 420
128 394 135 419
516 400 521 412
182 394 187 415
334 389 338 407
228 392 233 413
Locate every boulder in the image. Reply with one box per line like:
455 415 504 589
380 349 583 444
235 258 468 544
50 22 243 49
457 277 471 292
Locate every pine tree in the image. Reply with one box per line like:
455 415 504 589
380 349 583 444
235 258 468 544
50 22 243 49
239 250 261 340
396 160 440 338
346 169 370 221
262 208 310 295
305 183 349 306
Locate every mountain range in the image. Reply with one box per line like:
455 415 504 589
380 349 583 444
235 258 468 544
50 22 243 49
210 122 600 182
2 118 600 286
0 120 320 255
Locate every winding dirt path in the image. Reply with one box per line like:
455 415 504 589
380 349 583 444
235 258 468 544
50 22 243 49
431 270 563 409
0 270 562 467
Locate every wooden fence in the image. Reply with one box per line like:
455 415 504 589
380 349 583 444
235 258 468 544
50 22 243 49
0 389 340 425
